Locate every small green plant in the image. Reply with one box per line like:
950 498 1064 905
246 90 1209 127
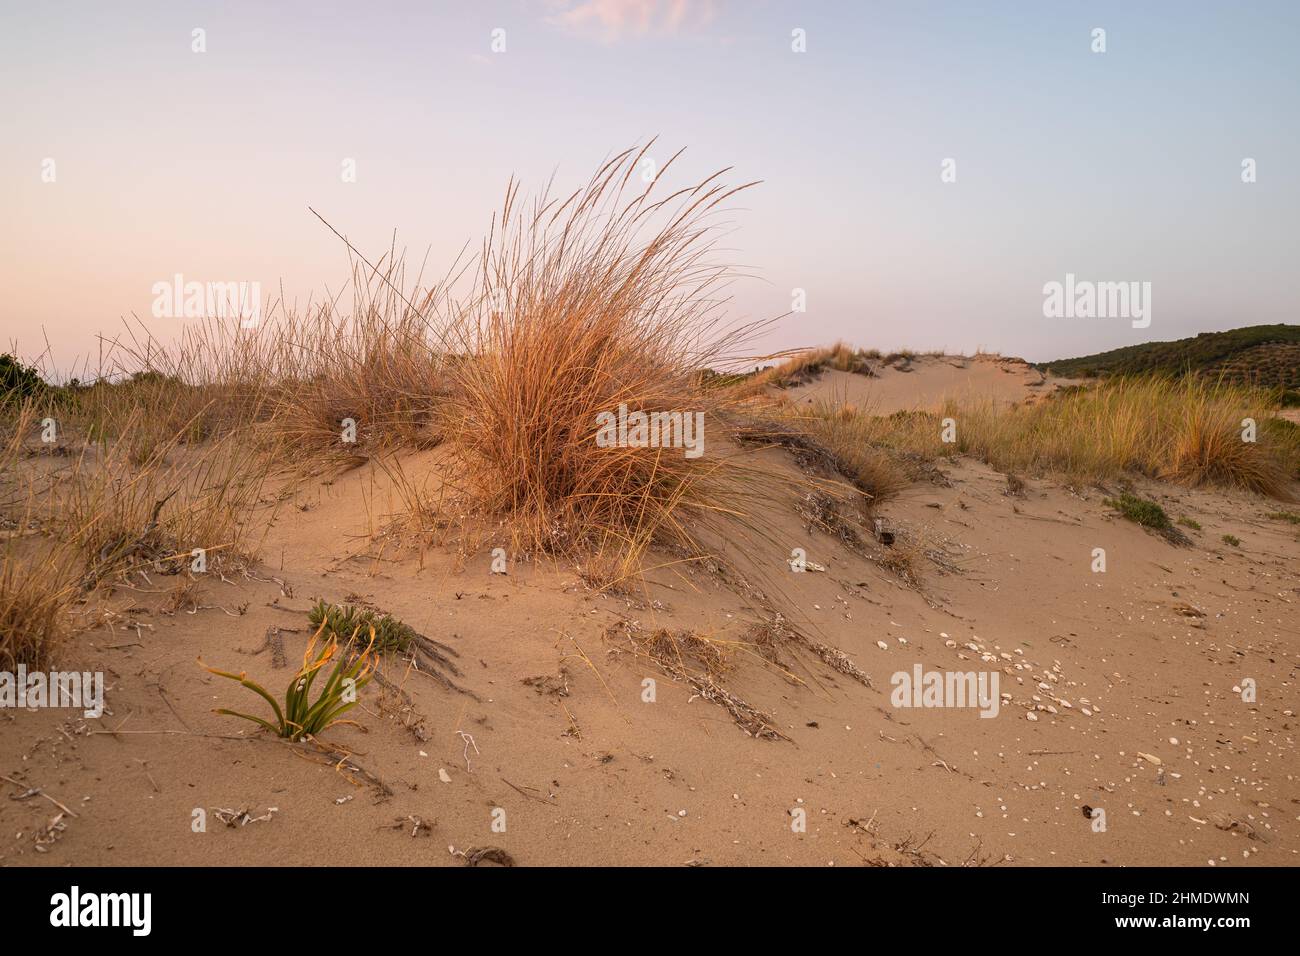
1104 493 1171 529
1177 517 1202 531
1265 510 1300 525
309 599 416 654
1222 534 1241 547
1103 493 1191 545
202 627 377 741
307 598 467 693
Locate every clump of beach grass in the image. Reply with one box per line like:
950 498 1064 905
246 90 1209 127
1104 492 1172 529
0 546 78 670
437 144 785 563
753 342 879 389
796 402 917 508
955 377 1297 497
47 422 271 589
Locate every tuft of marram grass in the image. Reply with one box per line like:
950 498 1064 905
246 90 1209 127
796 400 916 508
48 424 270 589
0 547 78 670
957 377 1297 497
437 144 780 560
750 342 878 390
0 405 86 666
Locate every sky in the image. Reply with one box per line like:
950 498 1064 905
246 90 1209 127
2 0 1297 378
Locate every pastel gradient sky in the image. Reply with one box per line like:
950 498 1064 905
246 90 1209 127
3 0 1297 377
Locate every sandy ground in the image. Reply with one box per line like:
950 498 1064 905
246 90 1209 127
3 367 1297 868
785 353 1077 413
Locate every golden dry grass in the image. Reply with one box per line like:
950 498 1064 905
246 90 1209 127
0 546 78 670
0 403 79 666
66 440 267 588
436 144 786 560
0 145 816 669
749 342 879 391
799 374 1298 498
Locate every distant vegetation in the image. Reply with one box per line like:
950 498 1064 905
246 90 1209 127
799 376 1300 498
1 354 45 403
1039 325 1300 392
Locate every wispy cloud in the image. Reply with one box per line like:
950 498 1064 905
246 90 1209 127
544 0 717 42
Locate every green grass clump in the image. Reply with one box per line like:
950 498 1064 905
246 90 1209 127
1177 517 1201 531
1103 492 1192 546
1265 510 1300 525
1104 493 1171 529
203 628 377 741
1222 534 1241 547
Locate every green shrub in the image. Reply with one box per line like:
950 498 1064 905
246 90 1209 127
1 354 45 403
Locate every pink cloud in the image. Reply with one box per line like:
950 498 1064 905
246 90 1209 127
545 0 717 41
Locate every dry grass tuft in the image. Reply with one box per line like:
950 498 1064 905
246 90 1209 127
43 426 270 589
0 546 78 670
873 535 926 589
797 405 912 507
437 144 779 560
752 341 878 389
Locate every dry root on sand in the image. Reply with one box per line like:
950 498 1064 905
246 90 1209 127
607 621 790 741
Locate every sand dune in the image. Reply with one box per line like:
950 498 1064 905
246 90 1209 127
3 359 1295 868
785 353 1078 413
